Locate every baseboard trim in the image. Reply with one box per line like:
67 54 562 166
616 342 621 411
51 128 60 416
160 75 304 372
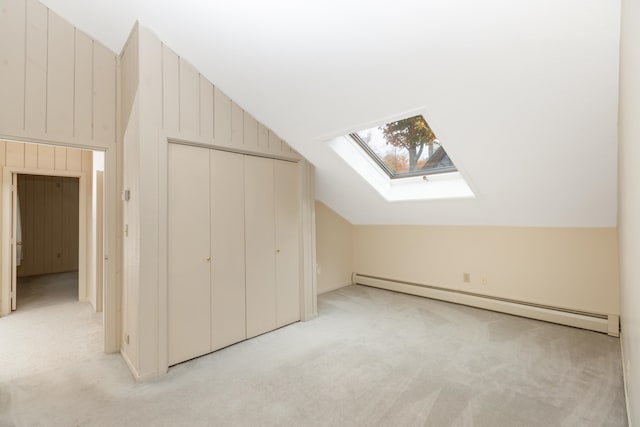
354 273 617 335
317 281 352 295
120 349 143 382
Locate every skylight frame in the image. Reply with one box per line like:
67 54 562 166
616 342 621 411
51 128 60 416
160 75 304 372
349 132 458 179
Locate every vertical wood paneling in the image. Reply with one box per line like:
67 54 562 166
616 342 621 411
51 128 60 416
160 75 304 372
162 44 179 133
74 31 93 140
46 11 74 138
0 0 26 132
0 140 7 166
54 146 66 170
37 144 54 169
258 123 269 151
178 59 199 135
24 0 47 134
243 112 258 149
268 131 282 155
24 143 37 168
231 101 243 147
213 87 231 145
66 148 82 170
199 77 214 140
5 141 25 167
17 175 79 277
81 149 92 172
93 42 116 143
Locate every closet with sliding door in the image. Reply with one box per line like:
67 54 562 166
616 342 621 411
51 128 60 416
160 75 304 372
167 143 300 366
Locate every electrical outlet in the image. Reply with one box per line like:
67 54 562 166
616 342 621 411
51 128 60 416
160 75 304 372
481 276 488 285
463 272 470 283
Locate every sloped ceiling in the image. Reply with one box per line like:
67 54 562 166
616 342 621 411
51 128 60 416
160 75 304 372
41 0 621 227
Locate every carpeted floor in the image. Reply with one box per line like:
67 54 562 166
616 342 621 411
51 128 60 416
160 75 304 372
0 283 628 426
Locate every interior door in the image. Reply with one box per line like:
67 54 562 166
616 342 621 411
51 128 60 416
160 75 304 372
167 143 212 365
244 156 276 338
274 160 300 327
210 150 246 350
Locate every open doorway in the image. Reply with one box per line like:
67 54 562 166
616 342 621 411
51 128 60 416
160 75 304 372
0 142 107 379
15 174 80 309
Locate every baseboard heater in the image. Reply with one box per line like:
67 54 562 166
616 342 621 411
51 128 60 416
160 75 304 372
353 273 620 337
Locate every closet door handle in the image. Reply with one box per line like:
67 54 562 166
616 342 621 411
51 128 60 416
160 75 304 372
275 249 280 254
205 256 211 261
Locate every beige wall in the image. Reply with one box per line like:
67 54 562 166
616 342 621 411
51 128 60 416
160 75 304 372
17 175 79 277
354 226 620 315
315 201 353 294
618 0 639 423
0 0 119 351
119 25 316 379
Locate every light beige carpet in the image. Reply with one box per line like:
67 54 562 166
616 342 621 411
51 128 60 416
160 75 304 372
0 283 628 426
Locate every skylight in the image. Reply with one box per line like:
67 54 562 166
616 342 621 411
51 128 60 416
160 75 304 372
350 115 456 179
328 112 475 202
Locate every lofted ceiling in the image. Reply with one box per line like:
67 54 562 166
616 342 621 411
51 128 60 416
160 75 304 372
41 0 621 227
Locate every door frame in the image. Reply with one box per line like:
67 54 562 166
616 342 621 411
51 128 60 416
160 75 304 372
1 168 88 311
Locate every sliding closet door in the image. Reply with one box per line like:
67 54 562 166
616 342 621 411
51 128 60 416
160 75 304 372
275 160 300 327
167 143 211 365
210 150 246 350
245 156 276 338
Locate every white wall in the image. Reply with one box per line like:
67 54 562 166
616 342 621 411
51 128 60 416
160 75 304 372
618 0 640 422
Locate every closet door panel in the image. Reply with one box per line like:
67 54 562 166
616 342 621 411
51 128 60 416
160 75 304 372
167 143 211 365
275 160 300 327
210 150 246 350
244 156 276 338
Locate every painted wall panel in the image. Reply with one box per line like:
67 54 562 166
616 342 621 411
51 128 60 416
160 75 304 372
46 11 74 138
5 142 25 167
354 226 620 315
54 146 67 170
17 175 79 277
268 131 282 155
37 145 54 169
162 44 179 134
74 31 93 140
243 112 258 149
92 42 116 144
0 0 26 133
213 87 231 145
199 77 214 140
24 144 38 169
258 123 269 151
67 148 82 171
24 0 47 134
230 101 243 148
178 59 199 135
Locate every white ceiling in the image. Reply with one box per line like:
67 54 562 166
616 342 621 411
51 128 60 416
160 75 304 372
41 0 621 227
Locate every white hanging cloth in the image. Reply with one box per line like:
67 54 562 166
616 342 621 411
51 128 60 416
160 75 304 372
16 191 22 267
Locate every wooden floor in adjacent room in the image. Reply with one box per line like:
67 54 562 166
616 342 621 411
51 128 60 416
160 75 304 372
0 284 627 426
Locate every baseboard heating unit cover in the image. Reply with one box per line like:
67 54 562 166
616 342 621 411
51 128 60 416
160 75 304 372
352 273 619 337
